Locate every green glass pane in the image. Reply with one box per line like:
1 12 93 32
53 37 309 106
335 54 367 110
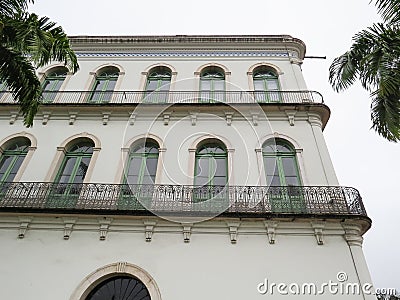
264 157 278 176
281 157 297 176
0 156 13 176
144 157 158 178
59 157 77 180
214 158 227 176
127 157 142 176
73 157 90 183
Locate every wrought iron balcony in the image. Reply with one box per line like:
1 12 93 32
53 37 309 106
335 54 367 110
0 182 367 218
0 90 323 105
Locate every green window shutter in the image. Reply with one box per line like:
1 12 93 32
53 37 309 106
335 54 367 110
200 70 225 102
89 68 119 103
253 70 281 103
42 68 68 103
0 141 29 183
144 69 171 103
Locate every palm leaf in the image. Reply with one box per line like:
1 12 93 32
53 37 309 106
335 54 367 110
372 0 400 24
0 45 42 127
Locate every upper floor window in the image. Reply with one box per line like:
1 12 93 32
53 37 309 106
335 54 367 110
262 139 300 187
200 67 225 102
89 67 119 103
124 140 159 185
144 67 171 103
253 69 280 102
41 67 68 103
0 138 30 183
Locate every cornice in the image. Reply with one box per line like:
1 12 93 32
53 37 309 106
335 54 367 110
69 35 306 59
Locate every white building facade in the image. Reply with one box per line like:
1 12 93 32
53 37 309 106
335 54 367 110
0 35 373 299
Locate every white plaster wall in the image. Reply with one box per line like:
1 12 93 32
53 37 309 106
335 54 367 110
0 221 372 300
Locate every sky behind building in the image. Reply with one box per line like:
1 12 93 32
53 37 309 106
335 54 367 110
28 0 400 292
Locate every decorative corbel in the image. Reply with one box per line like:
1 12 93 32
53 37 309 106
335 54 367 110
69 112 77 125
285 110 296 126
102 112 110 125
311 221 325 245
9 111 18 125
163 112 171 125
42 112 51 125
264 220 278 244
189 112 197 126
226 221 240 244
98 218 113 241
18 217 32 239
182 224 193 243
251 112 259 126
63 218 76 240
143 220 156 242
225 112 233 126
129 113 136 126
342 223 364 247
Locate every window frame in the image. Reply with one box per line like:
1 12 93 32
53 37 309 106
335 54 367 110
199 69 226 103
253 69 281 103
89 68 119 103
41 68 68 103
144 69 172 103
0 142 29 183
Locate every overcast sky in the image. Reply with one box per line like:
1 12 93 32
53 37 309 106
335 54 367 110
29 0 399 292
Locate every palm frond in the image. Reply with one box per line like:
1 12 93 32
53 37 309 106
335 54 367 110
0 0 32 17
0 45 42 127
328 51 360 92
372 0 400 24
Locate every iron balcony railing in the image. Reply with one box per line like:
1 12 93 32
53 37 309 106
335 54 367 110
0 90 324 105
0 182 367 217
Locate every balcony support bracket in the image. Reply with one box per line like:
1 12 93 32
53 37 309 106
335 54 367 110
311 221 325 245
18 217 32 239
227 221 240 244
99 218 113 241
63 218 76 240
182 223 193 243
264 220 278 244
144 220 157 242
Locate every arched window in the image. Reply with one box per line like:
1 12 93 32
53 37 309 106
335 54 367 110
41 67 68 103
86 275 151 300
253 69 280 102
200 68 225 102
144 67 171 103
0 138 30 183
194 142 227 187
89 67 119 103
55 141 94 185
262 139 301 187
263 139 304 212
124 140 159 185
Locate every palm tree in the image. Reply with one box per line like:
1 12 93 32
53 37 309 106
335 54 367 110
329 0 400 142
0 0 78 126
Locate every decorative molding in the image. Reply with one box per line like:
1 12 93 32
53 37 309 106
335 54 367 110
182 224 193 243
76 51 294 58
18 217 32 239
285 110 296 126
163 112 171 125
129 113 136 125
342 223 364 247
226 221 240 244
251 112 259 126
102 112 111 125
311 221 325 245
9 111 18 125
264 220 278 244
69 112 77 125
189 112 197 126
98 218 113 241
42 112 51 125
116 261 127 273
143 220 156 242
63 218 76 240
308 113 323 128
225 112 233 126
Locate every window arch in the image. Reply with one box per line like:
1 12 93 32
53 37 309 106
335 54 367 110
89 66 120 103
0 137 30 183
41 67 68 103
124 140 159 185
144 67 171 103
262 139 301 187
86 275 151 300
253 67 281 102
200 66 225 102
